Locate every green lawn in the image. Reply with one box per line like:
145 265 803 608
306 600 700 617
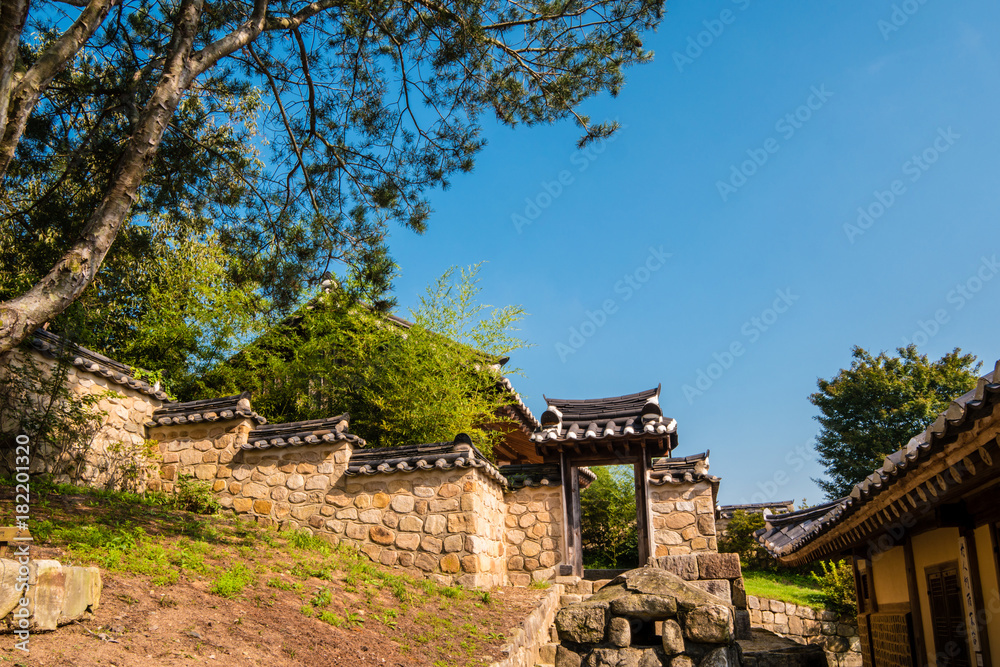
742 569 826 609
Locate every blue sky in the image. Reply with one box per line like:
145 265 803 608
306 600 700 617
383 1 1000 505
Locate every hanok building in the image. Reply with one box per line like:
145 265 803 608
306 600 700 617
756 360 1000 667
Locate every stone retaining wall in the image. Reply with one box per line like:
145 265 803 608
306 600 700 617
747 595 861 667
505 485 563 587
650 481 717 557
490 583 564 667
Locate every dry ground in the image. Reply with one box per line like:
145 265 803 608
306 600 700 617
0 481 545 667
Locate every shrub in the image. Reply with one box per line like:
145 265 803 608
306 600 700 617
811 559 857 615
718 510 776 571
173 475 219 514
210 562 256 598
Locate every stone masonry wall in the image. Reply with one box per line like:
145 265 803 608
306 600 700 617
8 349 163 492
650 481 717 557
152 423 509 587
504 485 563 587
747 595 861 667
329 468 507 589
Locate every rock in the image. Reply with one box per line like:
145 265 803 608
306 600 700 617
662 619 685 654
639 648 669 667
655 555 699 581
698 646 737 667
31 560 66 631
60 566 101 622
584 648 643 667
688 580 731 604
610 568 721 611
607 617 631 647
683 605 733 644
556 602 609 644
671 656 696 667
0 559 21 618
556 645 583 667
730 579 747 609
610 593 678 620
696 553 741 581
734 610 751 640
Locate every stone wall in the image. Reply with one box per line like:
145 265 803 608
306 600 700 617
6 349 163 492
747 595 861 667
329 468 508 588
147 419 254 495
652 552 750 639
650 481 717 557
505 485 563 587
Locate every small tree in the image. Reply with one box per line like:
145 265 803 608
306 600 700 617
718 510 776 572
811 345 980 499
201 264 528 455
579 466 638 568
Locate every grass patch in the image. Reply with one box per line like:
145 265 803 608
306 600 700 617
742 569 825 609
210 563 256 598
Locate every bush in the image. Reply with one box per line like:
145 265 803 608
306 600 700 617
811 559 857 615
173 475 219 514
718 510 776 571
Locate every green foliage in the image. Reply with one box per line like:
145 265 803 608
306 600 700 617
203 264 528 456
173 475 220 515
742 569 826 610
1 0 665 358
718 510 776 571
811 560 857 615
210 562 256 598
0 350 108 481
580 466 638 568
811 345 980 499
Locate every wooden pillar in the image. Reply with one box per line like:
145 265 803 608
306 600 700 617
560 452 583 577
961 526 993 667
634 447 653 566
904 534 929 667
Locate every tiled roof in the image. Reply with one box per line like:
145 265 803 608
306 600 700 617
149 392 266 427
649 451 719 486
244 414 364 450
28 330 170 401
345 435 506 485
718 500 795 519
499 463 597 489
756 360 1000 561
498 376 541 432
531 385 677 445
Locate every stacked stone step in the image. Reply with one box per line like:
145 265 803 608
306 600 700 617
652 552 750 641
553 568 743 667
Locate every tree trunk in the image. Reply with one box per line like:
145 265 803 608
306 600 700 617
0 0 205 358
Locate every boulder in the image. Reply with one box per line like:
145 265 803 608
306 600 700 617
556 602 609 644
584 647 644 667
608 617 632 648
662 619 685 654
610 593 678 620
683 605 733 644
609 568 722 611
